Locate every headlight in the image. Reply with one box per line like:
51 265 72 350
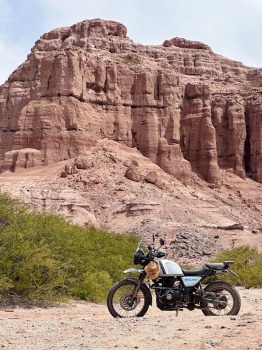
144 261 160 280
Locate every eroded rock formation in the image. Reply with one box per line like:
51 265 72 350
0 18 262 185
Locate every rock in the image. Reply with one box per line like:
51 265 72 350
65 164 78 175
74 157 94 169
125 167 141 182
124 160 139 167
163 37 211 51
181 83 221 186
144 171 158 184
202 250 212 256
84 212 98 228
155 180 166 190
1 148 43 172
0 18 262 186
217 223 244 230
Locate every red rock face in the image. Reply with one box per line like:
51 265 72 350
0 18 262 184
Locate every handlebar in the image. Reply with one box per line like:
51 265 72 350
136 237 166 260
148 249 166 259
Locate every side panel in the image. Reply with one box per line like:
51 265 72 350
181 276 202 287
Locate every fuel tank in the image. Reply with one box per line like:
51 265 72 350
159 259 184 276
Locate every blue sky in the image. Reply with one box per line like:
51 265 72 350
1 0 262 84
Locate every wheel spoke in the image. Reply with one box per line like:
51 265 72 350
112 284 145 317
107 280 149 318
204 286 238 316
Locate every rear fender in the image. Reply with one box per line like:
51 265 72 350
124 277 152 306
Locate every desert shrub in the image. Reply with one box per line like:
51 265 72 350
242 83 253 91
122 54 140 65
0 192 139 304
211 246 262 288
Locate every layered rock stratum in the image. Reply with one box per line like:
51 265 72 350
0 19 262 262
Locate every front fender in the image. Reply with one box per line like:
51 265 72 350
124 277 152 306
124 268 143 274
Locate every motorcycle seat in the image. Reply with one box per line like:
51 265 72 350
205 262 229 270
182 266 209 276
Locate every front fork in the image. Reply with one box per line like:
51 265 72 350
123 270 152 306
131 271 147 299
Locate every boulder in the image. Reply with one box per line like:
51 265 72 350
144 171 158 184
1 148 43 172
125 167 141 182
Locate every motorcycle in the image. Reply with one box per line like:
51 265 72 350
107 237 241 318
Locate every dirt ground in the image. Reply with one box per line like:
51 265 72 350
0 288 261 350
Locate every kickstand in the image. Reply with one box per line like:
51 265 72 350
176 308 183 317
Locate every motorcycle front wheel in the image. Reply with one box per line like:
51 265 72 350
107 279 150 318
201 281 241 316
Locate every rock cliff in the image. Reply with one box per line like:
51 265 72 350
0 18 262 185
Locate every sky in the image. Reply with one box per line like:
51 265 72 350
1 0 262 84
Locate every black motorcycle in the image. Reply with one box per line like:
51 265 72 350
107 238 241 317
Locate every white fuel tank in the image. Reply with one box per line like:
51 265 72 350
159 259 184 276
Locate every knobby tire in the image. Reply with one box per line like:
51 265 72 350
201 281 241 316
107 279 150 318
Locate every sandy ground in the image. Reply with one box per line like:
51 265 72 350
0 288 261 350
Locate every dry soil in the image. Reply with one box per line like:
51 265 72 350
0 288 261 350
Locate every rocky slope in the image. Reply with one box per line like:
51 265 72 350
0 139 261 264
0 19 262 262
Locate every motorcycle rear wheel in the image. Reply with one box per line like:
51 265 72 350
201 281 241 316
107 279 150 318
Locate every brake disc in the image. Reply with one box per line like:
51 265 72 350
120 294 141 311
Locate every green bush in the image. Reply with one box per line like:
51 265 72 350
0 192 139 305
211 246 262 288
122 54 141 65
